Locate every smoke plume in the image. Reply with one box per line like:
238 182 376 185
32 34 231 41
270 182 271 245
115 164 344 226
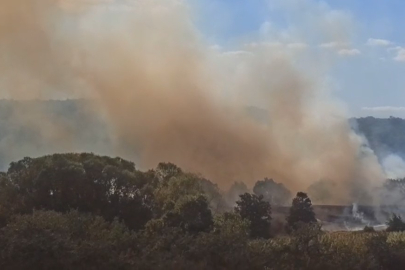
382 154 405 179
0 0 385 204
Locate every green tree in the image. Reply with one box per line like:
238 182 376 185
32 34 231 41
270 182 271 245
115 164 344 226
155 162 183 182
154 172 224 215
0 210 136 270
188 213 251 269
386 214 405 232
164 195 213 234
235 193 271 239
0 172 21 226
198 178 227 213
287 223 323 269
2 153 153 231
363 225 375 232
154 173 203 213
286 192 317 232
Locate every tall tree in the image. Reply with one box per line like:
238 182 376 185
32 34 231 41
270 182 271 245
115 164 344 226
286 192 317 232
0 210 136 270
2 153 153 231
164 195 213 234
235 193 271 239
386 214 405 232
155 162 183 182
153 173 203 213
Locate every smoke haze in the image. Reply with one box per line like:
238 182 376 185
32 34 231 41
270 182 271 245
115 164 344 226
0 0 386 204
382 154 405 180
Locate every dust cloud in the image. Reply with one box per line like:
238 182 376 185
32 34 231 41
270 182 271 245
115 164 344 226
0 0 385 204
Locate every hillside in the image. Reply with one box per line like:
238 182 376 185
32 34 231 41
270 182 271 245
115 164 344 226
353 116 405 159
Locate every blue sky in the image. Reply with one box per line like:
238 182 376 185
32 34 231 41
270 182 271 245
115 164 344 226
192 0 405 118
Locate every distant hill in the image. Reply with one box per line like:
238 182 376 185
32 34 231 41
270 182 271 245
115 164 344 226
352 117 405 160
245 106 405 160
0 100 403 169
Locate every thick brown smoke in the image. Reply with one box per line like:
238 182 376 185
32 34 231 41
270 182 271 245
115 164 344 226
0 0 384 204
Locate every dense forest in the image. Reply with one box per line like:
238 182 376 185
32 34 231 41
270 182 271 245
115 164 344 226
0 153 404 269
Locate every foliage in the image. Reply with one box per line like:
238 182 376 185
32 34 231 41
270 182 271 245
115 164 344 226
155 162 183 182
367 232 405 270
235 193 272 239
0 210 136 270
164 195 213 234
153 172 225 215
185 213 252 269
4 153 153 231
198 178 227 213
386 214 405 232
364 225 375 232
286 192 317 232
213 212 250 238
154 172 203 213
2 153 405 269
285 223 324 269
4 206 405 270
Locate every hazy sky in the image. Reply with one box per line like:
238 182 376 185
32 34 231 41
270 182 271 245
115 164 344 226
193 0 405 118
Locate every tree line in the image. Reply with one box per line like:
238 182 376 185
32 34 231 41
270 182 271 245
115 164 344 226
0 153 404 270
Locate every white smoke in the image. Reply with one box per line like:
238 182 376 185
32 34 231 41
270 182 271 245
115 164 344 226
382 154 405 179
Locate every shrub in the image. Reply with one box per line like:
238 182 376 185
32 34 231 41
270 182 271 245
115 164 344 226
363 226 375 232
387 214 405 232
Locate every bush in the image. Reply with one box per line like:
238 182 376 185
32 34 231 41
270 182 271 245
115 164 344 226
0 210 137 270
163 195 213 234
364 226 375 232
235 193 271 239
386 214 405 232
